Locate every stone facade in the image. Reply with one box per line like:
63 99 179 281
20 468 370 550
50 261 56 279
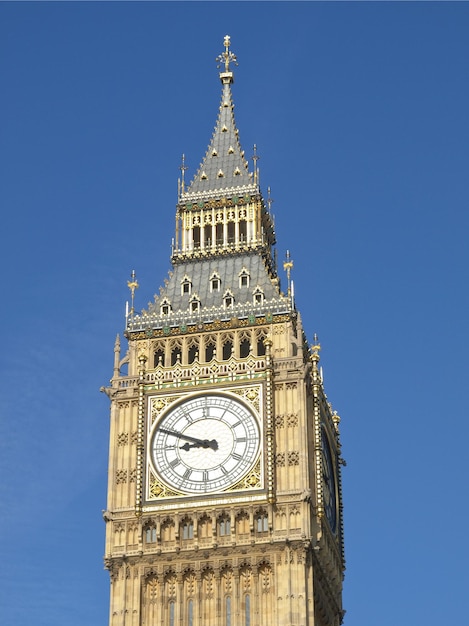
102 36 345 626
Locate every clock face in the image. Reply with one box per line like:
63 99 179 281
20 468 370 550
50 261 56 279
321 428 337 533
151 394 260 494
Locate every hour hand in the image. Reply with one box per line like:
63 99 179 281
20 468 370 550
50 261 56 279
180 440 218 452
158 427 218 450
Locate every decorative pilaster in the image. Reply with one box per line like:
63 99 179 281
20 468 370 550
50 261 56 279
135 354 147 517
264 337 275 503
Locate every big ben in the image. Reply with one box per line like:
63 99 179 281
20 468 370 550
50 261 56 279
101 36 345 626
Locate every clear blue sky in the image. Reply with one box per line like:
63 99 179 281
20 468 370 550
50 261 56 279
1 2 468 625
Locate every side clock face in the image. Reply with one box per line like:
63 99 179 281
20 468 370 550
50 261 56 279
321 428 337 533
151 394 260 494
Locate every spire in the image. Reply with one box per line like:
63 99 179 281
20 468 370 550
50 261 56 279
183 36 256 199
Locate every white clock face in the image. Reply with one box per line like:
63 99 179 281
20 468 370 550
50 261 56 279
151 394 260 494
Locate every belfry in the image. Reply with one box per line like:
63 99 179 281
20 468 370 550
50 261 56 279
102 36 345 626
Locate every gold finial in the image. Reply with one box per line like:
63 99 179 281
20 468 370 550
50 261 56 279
311 333 321 356
127 270 139 316
216 35 238 75
283 250 294 298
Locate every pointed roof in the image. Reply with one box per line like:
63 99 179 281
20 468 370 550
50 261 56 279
182 36 257 201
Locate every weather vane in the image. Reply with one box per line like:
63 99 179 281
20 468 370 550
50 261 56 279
216 35 238 73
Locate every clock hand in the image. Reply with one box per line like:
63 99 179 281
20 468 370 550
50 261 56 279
180 440 218 452
159 427 218 450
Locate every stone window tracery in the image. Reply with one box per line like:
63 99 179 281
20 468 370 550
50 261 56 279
170 341 182 366
153 343 165 367
236 511 250 535
222 335 234 361
181 518 194 540
198 514 212 539
218 514 231 536
255 510 269 533
204 336 216 362
161 519 175 542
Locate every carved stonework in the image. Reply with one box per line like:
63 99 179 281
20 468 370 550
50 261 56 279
116 469 127 484
275 415 285 428
117 432 128 446
229 457 262 491
275 452 286 466
288 451 300 466
148 472 181 499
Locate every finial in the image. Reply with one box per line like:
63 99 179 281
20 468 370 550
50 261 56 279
216 35 238 82
179 153 188 194
267 186 274 213
127 270 139 317
283 250 294 299
311 333 321 363
252 144 260 184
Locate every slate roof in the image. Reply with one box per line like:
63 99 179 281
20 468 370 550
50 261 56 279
183 77 256 199
128 254 290 332
127 40 292 334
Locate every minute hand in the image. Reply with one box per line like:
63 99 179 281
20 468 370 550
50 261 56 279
158 427 218 450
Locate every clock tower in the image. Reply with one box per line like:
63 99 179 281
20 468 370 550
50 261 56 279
102 36 345 626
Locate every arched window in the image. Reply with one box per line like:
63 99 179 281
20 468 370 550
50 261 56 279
171 345 182 366
239 337 250 358
154 347 165 367
244 594 251 626
205 338 216 362
222 339 233 361
188 343 198 364
216 223 223 246
169 601 175 626
198 514 212 539
181 519 194 540
189 297 200 313
239 219 247 242
239 270 250 288
224 291 234 308
256 511 268 533
145 525 157 543
210 273 221 292
161 519 175 542
227 221 235 243
181 277 192 295
160 299 171 315
236 511 250 535
204 224 212 246
188 599 193 626
193 225 201 248
257 333 267 357
253 288 264 305
226 596 232 626
218 516 231 536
